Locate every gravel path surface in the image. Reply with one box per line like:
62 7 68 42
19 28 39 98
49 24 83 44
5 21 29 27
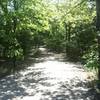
0 48 95 100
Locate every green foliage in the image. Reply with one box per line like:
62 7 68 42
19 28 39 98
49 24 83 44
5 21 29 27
0 0 46 60
83 44 99 69
44 17 65 52
46 38 64 52
17 29 33 55
76 22 96 54
66 41 81 60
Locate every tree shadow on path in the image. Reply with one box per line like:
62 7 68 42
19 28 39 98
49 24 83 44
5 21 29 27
0 48 97 100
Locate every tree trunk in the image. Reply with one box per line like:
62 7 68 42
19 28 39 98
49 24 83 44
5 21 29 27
12 0 18 67
97 35 100 80
96 0 100 30
64 22 68 56
96 0 100 83
68 23 71 42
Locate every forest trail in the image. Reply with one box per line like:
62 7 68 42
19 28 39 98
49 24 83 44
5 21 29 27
0 48 95 100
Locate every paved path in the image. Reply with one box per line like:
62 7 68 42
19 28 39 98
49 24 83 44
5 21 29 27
0 48 94 100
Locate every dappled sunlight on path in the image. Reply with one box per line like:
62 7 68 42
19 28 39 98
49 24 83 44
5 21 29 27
0 48 95 100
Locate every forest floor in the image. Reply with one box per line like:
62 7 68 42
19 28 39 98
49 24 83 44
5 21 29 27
0 48 96 100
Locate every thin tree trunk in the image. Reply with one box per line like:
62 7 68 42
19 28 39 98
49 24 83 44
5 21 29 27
12 0 18 68
68 24 71 42
64 22 68 56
